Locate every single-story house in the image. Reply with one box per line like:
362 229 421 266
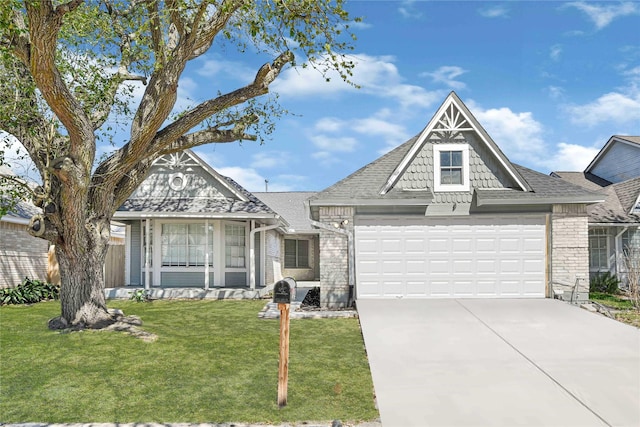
552 136 640 287
308 92 604 307
114 150 321 290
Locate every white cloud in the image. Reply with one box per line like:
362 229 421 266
550 44 563 61
467 101 547 163
565 91 640 127
195 58 255 83
398 1 423 19
543 143 601 171
215 166 295 192
272 53 443 111
314 117 346 133
547 85 566 100
311 151 341 167
250 151 293 169
310 135 358 152
0 132 39 183
421 66 468 90
565 2 639 30
478 5 509 18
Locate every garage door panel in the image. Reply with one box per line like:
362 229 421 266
355 215 546 299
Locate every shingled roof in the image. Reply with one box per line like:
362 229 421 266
310 136 603 208
254 192 317 233
308 136 434 206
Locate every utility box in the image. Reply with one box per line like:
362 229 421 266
273 277 296 304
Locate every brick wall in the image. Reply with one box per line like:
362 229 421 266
0 221 49 288
551 204 590 301
318 206 354 308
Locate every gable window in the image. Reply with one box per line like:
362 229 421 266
225 223 246 268
589 228 609 272
285 239 309 268
433 144 470 192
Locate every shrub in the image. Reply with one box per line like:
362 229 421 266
0 278 60 305
589 272 620 294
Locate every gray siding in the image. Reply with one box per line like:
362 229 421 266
160 272 215 287
225 272 247 287
591 142 640 183
398 133 519 204
130 155 237 200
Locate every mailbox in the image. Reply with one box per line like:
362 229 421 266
273 277 296 304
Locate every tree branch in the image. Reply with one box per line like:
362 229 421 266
150 50 293 151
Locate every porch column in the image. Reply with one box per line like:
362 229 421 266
144 219 151 291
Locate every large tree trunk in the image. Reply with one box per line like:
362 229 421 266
48 219 114 330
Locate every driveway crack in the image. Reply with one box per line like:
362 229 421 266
455 299 612 427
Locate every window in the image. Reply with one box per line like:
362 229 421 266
161 223 213 267
225 224 246 268
439 151 463 185
433 144 470 192
285 239 309 268
589 228 609 271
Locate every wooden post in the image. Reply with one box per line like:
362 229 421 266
277 302 290 408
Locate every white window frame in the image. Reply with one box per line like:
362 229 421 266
433 144 470 192
589 227 609 272
224 221 248 270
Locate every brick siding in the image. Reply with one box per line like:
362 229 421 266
318 207 354 308
551 204 590 301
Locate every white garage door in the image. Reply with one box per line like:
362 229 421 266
355 215 546 299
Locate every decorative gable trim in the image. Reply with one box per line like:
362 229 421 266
379 91 531 195
155 150 249 202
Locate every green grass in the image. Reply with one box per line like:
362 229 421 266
590 292 640 328
0 300 378 423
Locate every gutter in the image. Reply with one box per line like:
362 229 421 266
305 201 355 304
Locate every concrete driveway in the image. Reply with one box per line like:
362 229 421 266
357 299 640 427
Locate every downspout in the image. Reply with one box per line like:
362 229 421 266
249 221 281 290
305 201 355 304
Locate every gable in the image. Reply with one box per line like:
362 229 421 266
381 92 530 198
116 150 278 218
398 132 521 204
586 136 640 183
130 151 244 201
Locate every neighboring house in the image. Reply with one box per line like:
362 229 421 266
552 136 640 287
114 150 294 289
253 192 320 282
0 165 49 288
308 92 604 307
0 197 49 288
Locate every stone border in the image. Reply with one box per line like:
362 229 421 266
258 302 358 319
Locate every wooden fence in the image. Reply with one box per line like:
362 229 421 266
47 244 126 288
104 245 125 288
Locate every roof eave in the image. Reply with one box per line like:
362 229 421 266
309 198 433 207
476 196 605 206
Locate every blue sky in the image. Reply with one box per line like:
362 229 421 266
4 1 640 193
192 1 640 193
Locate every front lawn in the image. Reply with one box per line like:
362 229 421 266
0 300 378 424
590 292 640 328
